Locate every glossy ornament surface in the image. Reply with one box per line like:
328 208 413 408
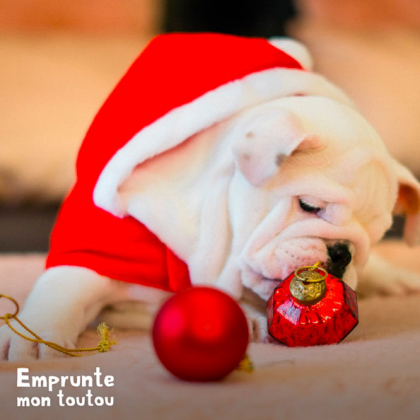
267 264 358 347
152 286 249 381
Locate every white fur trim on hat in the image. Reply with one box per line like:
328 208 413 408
269 38 313 71
93 67 354 217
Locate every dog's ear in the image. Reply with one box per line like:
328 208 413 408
232 107 324 186
393 161 420 246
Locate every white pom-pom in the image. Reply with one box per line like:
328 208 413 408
268 37 313 71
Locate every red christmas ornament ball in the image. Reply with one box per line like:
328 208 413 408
152 286 249 382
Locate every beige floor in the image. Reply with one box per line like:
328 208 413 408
0 242 420 420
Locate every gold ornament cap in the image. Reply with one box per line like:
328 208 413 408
289 262 328 305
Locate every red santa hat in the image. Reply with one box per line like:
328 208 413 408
86 33 350 217
46 33 352 292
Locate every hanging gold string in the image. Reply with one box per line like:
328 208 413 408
0 294 116 357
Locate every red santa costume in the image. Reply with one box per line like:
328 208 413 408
46 33 349 293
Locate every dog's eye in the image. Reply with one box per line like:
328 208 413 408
299 199 322 214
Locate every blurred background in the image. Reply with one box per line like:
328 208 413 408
1 0 419 252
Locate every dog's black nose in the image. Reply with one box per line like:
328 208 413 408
327 243 352 278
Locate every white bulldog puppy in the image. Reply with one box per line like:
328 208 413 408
1 34 420 360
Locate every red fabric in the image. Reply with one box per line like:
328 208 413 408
46 183 191 292
46 33 303 292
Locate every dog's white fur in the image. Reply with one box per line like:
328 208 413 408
2 90 420 362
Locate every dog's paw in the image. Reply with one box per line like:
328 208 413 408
0 318 77 361
359 254 420 297
239 302 271 343
247 313 269 343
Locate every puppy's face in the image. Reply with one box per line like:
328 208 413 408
119 96 420 301
228 96 412 299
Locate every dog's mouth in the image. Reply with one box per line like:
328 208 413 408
262 263 346 283
242 242 353 300
261 250 352 284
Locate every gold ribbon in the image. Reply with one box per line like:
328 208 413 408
0 294 116 357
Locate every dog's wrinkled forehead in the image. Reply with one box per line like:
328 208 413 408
232 96 397 210
234 96 389 164
227 95 405 250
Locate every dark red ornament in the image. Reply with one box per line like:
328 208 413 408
267 263 358 347
152 286 249 381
